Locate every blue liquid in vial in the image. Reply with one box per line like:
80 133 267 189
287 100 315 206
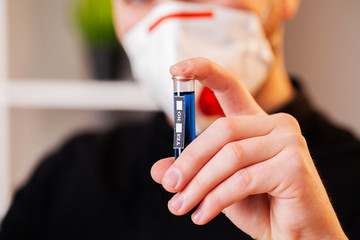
174 91 196 159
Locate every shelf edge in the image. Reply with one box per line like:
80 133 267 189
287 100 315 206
8 79 160 111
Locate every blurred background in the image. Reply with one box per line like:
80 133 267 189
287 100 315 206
0 0 359 220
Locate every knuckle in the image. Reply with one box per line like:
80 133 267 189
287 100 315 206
213 117 237 140
283 132 307 148
182 148 198 165
233 168 253 188
198 56 210 63
196 57 212 68
204 191 222 208
189 174 213 198
284 146 307 174
223 142 245 165
191 175 204 191
272 113 300 131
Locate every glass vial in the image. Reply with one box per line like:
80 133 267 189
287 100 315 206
173 75 196 159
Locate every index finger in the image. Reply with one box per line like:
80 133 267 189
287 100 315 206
170 57 265 117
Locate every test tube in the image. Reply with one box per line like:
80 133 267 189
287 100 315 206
173 75 196 159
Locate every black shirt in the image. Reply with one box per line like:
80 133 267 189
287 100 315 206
1 84 360 239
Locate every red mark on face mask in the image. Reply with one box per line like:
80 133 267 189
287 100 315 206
198 87 224 116
148 12 214 32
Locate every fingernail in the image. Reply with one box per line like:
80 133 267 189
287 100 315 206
169 193 183 212
172 61 190 73
164 169 179 189
192 209 202 224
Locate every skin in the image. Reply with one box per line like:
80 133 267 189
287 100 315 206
112 0 348 239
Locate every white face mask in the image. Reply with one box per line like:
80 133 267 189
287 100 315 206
122 2 274 132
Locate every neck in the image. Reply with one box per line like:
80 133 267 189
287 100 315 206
254 28 295 113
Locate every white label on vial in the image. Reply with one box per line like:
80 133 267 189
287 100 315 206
176 100 183 111
176 123 182 133
173 96 185 149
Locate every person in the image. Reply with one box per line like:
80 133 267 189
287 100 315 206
1 0 359 239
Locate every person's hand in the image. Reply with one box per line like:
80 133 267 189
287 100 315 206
151 58 347 240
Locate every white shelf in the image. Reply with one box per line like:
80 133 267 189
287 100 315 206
8 80 159 111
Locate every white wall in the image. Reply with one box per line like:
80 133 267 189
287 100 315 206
8 0 89 79
0 0 11 220
285 0 360 137
7 0 104 192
